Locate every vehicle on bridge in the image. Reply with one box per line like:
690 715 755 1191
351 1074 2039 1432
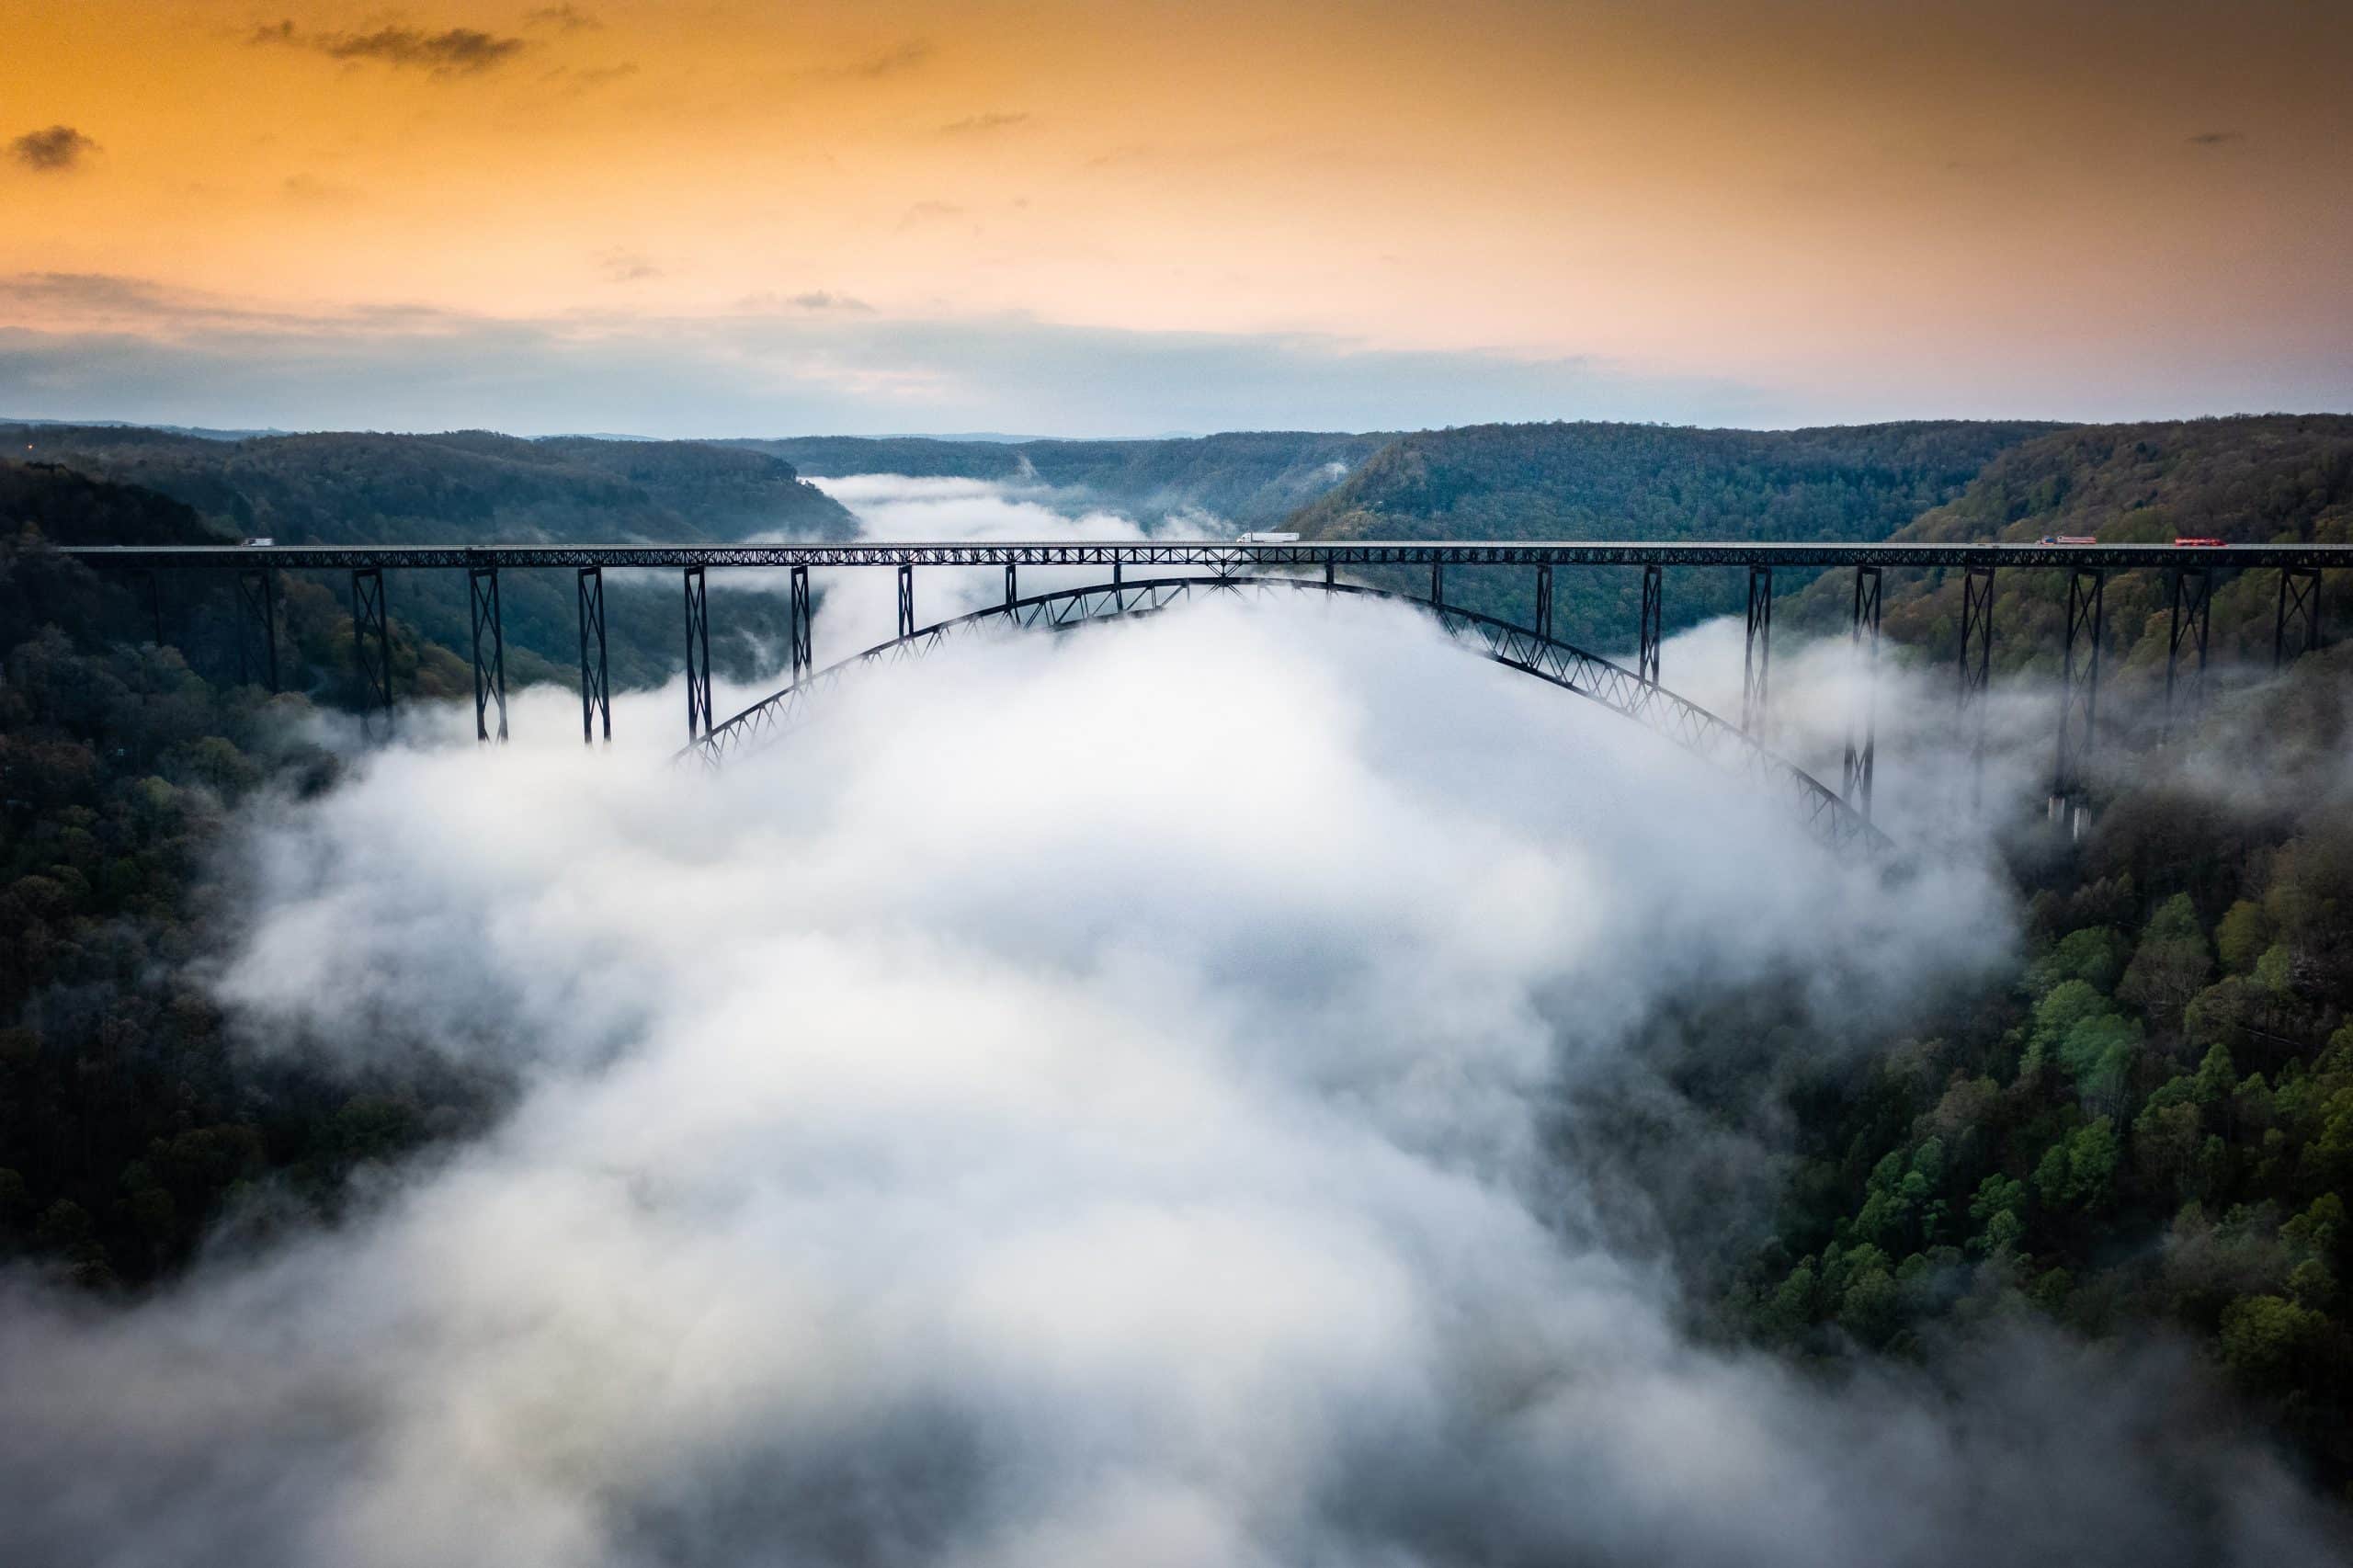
2175 537 2229 547
1233 531 1301 544
2040 534 2097 545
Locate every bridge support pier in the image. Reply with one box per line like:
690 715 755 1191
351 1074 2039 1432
1324 560 1336 591
235 565 280 693
2163 564 2210 744
1958 563 1995 805
350 567 392 742
143 569 165 647
1113 559 1124 612
1842 565 1881 820
578 567 609 744
1005 562 1017 608
1533 564 1552 641
1638 564 1662 685
684 565 713 743
790 565 812 681
897 562 915 639
469 562 507 744
1430 560 1445 611
2052 567 2104 837
2274 564 2322 668
1742 565 1772 736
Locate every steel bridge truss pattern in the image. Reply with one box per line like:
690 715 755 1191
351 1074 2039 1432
688 574 1886 855
2165 564 2211 744
578 567 611 744
1742 565 1773 738
234 565 279 693
349 567 392 741
2054 567 2105 807
2276 564 2323 668
1957 563 1996 801
469 563 508 744
1842 565 1881 820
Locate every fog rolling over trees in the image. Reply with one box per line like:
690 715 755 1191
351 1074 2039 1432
0 598 2344 1566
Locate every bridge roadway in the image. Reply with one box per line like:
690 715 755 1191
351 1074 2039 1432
59 534 2340 848
52 538 2353 571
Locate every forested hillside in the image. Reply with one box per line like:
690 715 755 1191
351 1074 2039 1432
1287 420 2061 647
1 475 495 1287
1688 650 2353 1488
2 427 850 689
733 429 1391 526
1795 415 2353 698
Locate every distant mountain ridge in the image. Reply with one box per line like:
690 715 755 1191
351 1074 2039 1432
729 430 1392 527
1281 418 2065 645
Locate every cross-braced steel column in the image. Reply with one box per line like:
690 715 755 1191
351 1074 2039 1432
468 562 507 744
790 564 812 681
2052 566 2104 829
683 565 713 742
577 566 609 744
350 567 392 741
235 565 280 693
144 569 165 647
1430 560 1445 610
2274 565 2322 668
2163 564 2210 744
1958 563 1995 803
1842 565 1881 820
1113 559 1124 612
1533 564 1552 641
1638 563 1663 685
1005 562 1017 608
897 562 915 639
1324 560 1336 590
1741 565 1772 736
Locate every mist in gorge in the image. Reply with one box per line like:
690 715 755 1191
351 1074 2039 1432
0 578 2345 1567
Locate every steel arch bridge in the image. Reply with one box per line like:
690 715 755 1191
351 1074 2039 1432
685 573 1888 855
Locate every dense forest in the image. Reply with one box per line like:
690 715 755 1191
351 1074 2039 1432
733 429 1391 526
1640 648 2353 1490
1284 419 2062 647
0 476 499 1288
3 426 857 689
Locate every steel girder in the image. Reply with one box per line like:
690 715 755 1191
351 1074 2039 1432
578 567 611 744
1842 565 1881 821
683 565 714 742
468 563 507 744
2054 567 2104 805
234 565 279 693
1742 565 1772 738
790 565 812 680
687 575 1886 856
2275 564 2323 667
350 567 393 740
1958 563 1995 801
2164 564 2210 744
1638 564 1663 687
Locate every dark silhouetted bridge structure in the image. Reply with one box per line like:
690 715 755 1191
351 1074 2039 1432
61 539 2350 851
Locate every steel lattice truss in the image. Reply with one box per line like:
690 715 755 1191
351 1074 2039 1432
689 574 1887 854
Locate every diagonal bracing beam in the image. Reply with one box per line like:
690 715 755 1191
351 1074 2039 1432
684 564 713 743
1638 563 1662 686
2163 563 2209 744
1842 564 1881 820
578 566 610 744
2274 564 2322 668
350 567 393 741
2053 566 2104 813
469 562 507 744
1741 564 1771 735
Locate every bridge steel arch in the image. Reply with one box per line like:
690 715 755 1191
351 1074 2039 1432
688 574 1889 855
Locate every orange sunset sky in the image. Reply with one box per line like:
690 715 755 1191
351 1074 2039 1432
4 0 2349 435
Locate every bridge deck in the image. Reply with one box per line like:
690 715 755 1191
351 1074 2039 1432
51 540 2353 571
